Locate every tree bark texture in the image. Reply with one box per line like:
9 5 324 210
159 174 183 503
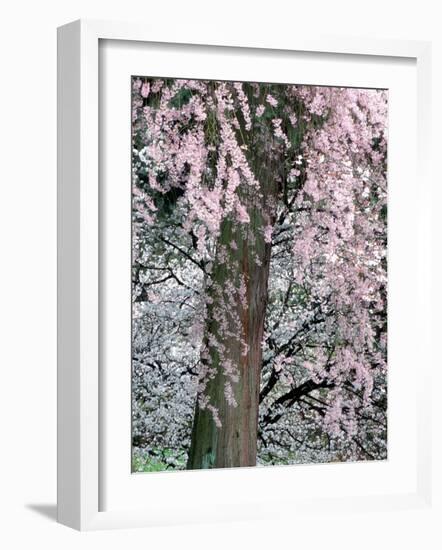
187 222 272 468
187 83 282 469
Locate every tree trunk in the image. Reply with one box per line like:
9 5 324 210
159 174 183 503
187 82 282 469
187 199 274 469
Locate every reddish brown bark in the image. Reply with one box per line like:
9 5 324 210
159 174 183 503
187 230 272 468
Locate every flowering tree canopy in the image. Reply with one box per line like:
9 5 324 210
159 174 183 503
131 77 387 471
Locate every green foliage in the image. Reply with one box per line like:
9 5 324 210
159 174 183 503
169 88 193 109
204 109 219 147
155 186 186 218
132 448 187 473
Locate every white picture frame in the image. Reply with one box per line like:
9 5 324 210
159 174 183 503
57 19 433 531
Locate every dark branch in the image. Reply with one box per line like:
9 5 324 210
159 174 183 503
261 379 334 427
158 236 206 273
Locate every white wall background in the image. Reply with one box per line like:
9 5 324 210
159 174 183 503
0 1 440 548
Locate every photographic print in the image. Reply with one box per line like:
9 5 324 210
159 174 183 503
131 77 388 472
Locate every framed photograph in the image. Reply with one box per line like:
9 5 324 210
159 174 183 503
57 19 432 530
